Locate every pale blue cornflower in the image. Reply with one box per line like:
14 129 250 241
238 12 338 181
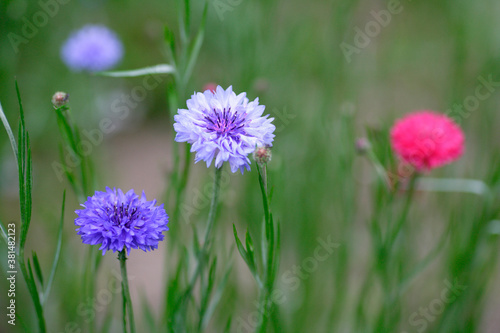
173 86 275 173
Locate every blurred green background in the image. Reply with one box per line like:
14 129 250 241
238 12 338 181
1 0 500 332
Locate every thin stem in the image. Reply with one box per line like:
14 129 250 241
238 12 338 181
83 247 97 333
204 165 223 246
173 165 223 320
255 163 277 333
172 143 192 226
387 174 418 247
119 250 136 333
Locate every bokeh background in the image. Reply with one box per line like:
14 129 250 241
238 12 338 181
1 0 500 332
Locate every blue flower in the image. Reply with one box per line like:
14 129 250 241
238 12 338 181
174 86 276 173
61 25 123 72
75 187 169 255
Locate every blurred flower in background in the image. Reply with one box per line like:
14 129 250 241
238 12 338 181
390 111 465 171
75 187 169 255
61 24 123 72
173 86 276 173
202 82 217 93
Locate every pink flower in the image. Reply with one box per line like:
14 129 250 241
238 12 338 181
390 111 465 171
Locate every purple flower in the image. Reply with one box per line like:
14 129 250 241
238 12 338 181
173 86 276 173
61 25 123 72
75 187 169 255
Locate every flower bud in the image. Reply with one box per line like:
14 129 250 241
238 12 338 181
52 91 69 108
355 137 370 155
253 146 272 165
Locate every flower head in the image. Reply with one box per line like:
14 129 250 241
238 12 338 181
61 25 123 72
390 111 465 171
75 187 168 255
173 86 276 173
52 91 69 107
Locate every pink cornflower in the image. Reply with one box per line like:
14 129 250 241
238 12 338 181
390 111 465 171
203 82 217 93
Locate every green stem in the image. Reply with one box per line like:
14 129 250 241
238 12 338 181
172 144 192 226
17 254 46 333
255 164 277 333
173 166 223 322
119 250 136 333
376 174 418 331
387 174 418 247
83 247 97 333
204 166 223 246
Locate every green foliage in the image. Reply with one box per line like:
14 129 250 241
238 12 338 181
2 0 500 332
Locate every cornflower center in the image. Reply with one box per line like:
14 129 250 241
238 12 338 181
203 107 246 138
106 203 139 228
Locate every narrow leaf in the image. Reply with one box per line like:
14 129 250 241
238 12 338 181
98 64 175 77
245 231 256 273
164 25 176 56
43 190 66 305
32 251 44 287
202 260 232 330
184 0 191 35
0 100 18 164
142 293 157 332
0 219 8 245
183 0 208 83
233 225 258 280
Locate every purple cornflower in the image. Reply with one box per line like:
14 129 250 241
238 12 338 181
173 86 276 173
61 25 123 72
75 187 169 255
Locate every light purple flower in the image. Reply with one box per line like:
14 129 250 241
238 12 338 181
173 86 276 173
75 187 169 255
61 25 123 72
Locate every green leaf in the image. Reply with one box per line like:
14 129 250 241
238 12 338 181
202 259 233 330
224 316 233 333
183 0 208 84
177 0 188 45
16 81 32 253
245 231 256 273
97 64 175 77
43 190 66 306
54 107 78 154
257 166 270 226
208 257 217 294
142 293 158 333
0 218 8 245
233 225 247 258
164 25 176 56
233 225 258 282
416 177 490 197
192 224 200 256
0 100 18 164
100 306 114 333
32 251 44 287
184 0 191 36
270 219 281 284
